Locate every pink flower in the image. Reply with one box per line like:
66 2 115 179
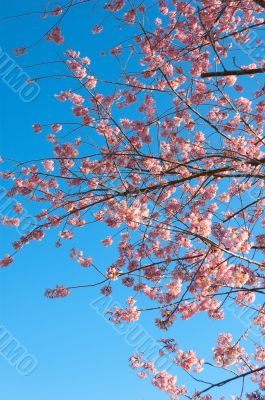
51 123 62 133
107 266 121 280
103 0 125 12
13 47 27 57
2 216 20 227
50 5 63 16
92 25 103 34
32 123 42 134
45 285 70 299
13 203 23 214
122 277 134 287
0 255 13 268
87 178 98 189
101 285 112 296
45 27 64 44
31 229 45 241
123 9 135 24
110 45 122 56
213 333 245 367
77 256 92 268
47 134 56 143
111 298 140 323
85 76 97 90
59 230 73 240
101 236 113 247
42 160 54 172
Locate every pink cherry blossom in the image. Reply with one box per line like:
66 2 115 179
0 255 13 267
4 1 265 397
50 5 63 16
101 236 113 247
32 123 42 133
45 285 70 298
92 25 103 34
45 27 64 44
13 47 27 57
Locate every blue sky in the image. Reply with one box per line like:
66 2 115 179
0 1 260 399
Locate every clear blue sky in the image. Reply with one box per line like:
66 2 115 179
0 1 258 399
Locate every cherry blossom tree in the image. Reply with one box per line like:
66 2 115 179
2 0 265 398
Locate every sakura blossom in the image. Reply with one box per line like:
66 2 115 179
91 25 103 34
3 0 265 398
0 254 13 268
32 123 42 133
45 285 70 298
50 5 63 16
13 47 27 57
45 27 64 45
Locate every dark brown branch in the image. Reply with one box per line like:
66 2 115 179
201 68 265 78
196 365 265 396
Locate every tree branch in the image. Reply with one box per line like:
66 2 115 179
201 67 265 78
196 365 265 396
